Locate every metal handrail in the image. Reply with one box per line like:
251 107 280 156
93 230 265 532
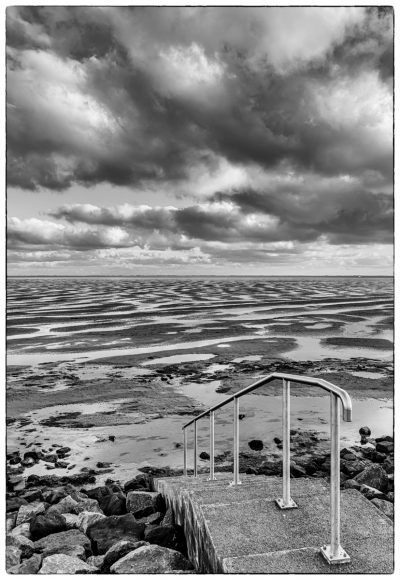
181 372 352 565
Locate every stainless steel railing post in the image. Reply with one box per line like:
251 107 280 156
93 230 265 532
193 421 198 478
276 379 297 509
320 394 350 564
208 411 216 480
231 397 241 485
183 428 187 476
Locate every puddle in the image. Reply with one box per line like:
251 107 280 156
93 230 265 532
350 371 386 380
142 353 215 366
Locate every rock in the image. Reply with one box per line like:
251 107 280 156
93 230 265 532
76 498 103 514
258 459 282 476
342 479 361 491
373 452 386 463
6 514 17 533
126 491 164 518
360 484 386 500
376 441 394 454
64 514 79 529
24 450 40 462
145 524 187 555
371 498 394 520
199 451 210 460
248 439 263 451
38 554 97 574
359 426 372 437
385 492 394 503
375 435 393 443
87 555 105 568
382 457 394 474
100 492 127 516
386 473 394 492
84 486 110 503
56 447 71 456
136 512 164 525
110 544 192 574
21 489 43 503
124 474 151 493
34 529 92 559
162 507 175 526
16 501 47 526
290 463 307 478
354 464 388 491
7 554 42 574
7 497 28 513
340 459 367 478
42 488 69 505
109 435 116 442
77 511 106 534
53 495 80 514
6 546 22 570
6 534 34 558
87 513 145 554
30 510 67 541
102 540 149 571
11 523 31 538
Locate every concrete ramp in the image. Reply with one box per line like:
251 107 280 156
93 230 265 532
155 474 393 574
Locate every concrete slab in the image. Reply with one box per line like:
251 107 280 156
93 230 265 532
202 490 392 559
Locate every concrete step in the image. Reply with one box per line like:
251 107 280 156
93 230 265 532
155 475 393 574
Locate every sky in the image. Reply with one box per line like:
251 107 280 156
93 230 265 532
6 5 394 276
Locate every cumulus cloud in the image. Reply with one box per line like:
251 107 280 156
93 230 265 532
7 6 393 191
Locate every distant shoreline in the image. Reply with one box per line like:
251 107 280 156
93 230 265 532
6 275 394 279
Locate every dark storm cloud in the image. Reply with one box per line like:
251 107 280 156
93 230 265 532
6 6 393 191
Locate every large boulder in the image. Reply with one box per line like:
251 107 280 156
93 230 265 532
6 534 34 559
11 523 31 539
30 510 67 541
7 497 28 513
42 488 69 505
6 546 22 570
248 439 263 451
102 540 148 571
77 511 106 534
16 502 47 526
110 544 193 574
63 514 79 530
83 486 110 503
376 441 394 454
124 474 151 493
7 553 42 574
76 498 103 514
53 495 80 515
342 479 361 491
87 555 105 569
34 529 91 560
340 459 367 478
38 554 97 574
371 498 394 520
145 524 187 555
87 513 145 555
100 492 127 516
126 491 164 518
354 464 388 491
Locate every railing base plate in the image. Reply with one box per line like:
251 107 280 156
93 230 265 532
320 544 350 565
229 480 242 486
208 477 217 481
275 498 298 510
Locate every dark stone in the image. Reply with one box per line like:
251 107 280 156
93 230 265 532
376 441 394 454
382 457 394 474
7 497 28 513
136 512 164 526
109 435 116 442
145 524 187 555
258 460 282 476
42 487 69 504
124 474 151 493
199 452 210 460
9 456 21 465
290 463 307 478
86 513 145 555
342 479 361 491
20 489 43 503
100 493 127 516
56 447 71 456
84 486 111 504
238 413 246 420
248 439 263 451
359 426 372 437
360 484 386 500
354 464 388 492
126 491 165 518
273 437 282 445
340 459 367 477
373 452 386 464
102 540 148 571
245 467 258 475
30 510 67 541
23 451 40 462
33 529 92 559
375 435 393 443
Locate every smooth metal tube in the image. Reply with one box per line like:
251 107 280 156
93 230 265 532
232 398 241 485
330 393 340 556
183 429 187 476
193 421 198 477
283 379 291 504
209 411 215 480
